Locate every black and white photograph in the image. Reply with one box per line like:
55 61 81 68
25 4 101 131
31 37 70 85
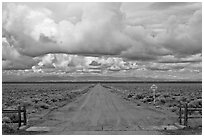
2 1 202 135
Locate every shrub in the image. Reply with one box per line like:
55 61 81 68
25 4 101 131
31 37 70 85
18 98 33 107
2 116 11 123
173 93 181 96
168 104 172 107
163 94 170 98
189 99 202 108
35 102 50 109
155 93 161 97
134 94 144 100
177 96 187 102
51 98 58 102
170 106 178 113
146 98 153 102
172 97 176 100
2 123 16 134
197 96 202 99
32 98 41 104
127 94 133 98
157 97 166 104
142 97 148 103
192 111 200 115
41 103 50 109
67 93 77 99
149 95 153 98
3 113 19 123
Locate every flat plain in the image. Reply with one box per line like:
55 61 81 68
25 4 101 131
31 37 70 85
2 82 202 134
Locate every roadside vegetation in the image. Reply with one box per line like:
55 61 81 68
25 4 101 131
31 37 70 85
2 83 94 134
104 83 202 131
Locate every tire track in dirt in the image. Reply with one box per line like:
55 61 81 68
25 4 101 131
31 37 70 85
34 83 177 134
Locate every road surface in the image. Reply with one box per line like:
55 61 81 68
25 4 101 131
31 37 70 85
33 84 177 134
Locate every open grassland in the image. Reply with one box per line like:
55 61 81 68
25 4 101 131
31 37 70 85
2 83 93 132
2 82 202 134
2 83 93 110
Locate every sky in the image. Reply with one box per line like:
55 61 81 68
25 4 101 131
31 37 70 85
2 2 202 80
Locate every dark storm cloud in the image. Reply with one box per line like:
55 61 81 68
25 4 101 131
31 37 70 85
147 67 170 72
158 54 202 64
39 33 57 43
2 60 34 70
3 2 201 62
2 2 202 80
149 2 191 10
159 60 201 64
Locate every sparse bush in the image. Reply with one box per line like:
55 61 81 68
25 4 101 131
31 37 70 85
192 111 200 115
148 95 153 98
134 94 144 100
163 94 170 98
172 103 178 107
2 116 11 123
173 93 180 96
189 99 202 108
18 98 33 107
3 113 19 123
197 96 202 99
142 97 148 103
159 98 166 104
127 94 133 98
35 102 50 109
168 104 172 107
179 96 187 102
51 98 58 102
2 123 16 134
171 97 176 100
146 98 153 102
32 98 41 104
170 106 178 113
155 93 161 97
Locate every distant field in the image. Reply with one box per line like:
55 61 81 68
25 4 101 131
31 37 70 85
104 82 202 107
2 83 92 110
2 83 95 134
2 82 202 128
2 82 202 109
105 83 202 96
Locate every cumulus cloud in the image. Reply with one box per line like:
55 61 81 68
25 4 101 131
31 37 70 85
30 53 139 74
89 61 101 66
149 2 190 10
2 2 202 80
3 2 201 59
157 9 202 56
158 54 202 63
3 3 129 57
2 37 37 70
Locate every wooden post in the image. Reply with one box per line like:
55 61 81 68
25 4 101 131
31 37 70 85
179 102 182 125
153 90 156 105
184 103 188 126
23 106 27 125
18 106 21 128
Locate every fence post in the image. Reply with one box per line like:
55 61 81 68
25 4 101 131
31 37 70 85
23 106 27 125
184 103 188 126
18 106 21 128
179 102 182 125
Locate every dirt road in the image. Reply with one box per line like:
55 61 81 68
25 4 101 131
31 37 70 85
34 84 177 134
